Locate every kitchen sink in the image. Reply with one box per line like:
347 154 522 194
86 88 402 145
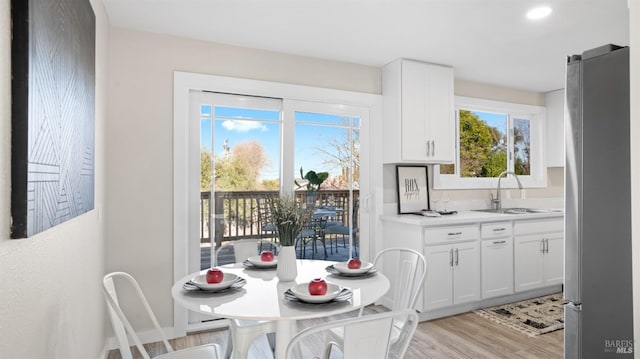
472 207 563 215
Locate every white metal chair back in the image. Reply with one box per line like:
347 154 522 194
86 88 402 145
285 309 418 359
374 247 427 312
102 272 221 359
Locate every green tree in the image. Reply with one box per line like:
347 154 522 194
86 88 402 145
459 110 494 177
214 140 269 191
201 148 212 191
441 110 507 177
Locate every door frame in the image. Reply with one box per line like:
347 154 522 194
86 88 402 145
173 71 383 334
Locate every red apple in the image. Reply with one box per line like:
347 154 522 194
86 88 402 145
308 278 328 296
347 258 362 269
206 268 224 284
260 250 274 262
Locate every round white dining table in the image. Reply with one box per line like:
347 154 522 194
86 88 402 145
171 259 390 359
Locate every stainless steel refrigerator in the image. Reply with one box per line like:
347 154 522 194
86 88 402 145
565 44 633 358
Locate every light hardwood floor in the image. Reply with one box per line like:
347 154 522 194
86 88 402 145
107 306 563 359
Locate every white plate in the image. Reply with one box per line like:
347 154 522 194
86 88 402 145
247 255 278 268
191 273 238 290
290 282 342 303
333 261 374 275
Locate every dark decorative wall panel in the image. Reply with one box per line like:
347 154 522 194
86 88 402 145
11 0 95 238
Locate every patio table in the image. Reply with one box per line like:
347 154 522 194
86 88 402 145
171 259 389 359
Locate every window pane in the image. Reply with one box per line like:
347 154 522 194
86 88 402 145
514 118 531 175
458 109 507 178
294 113 359 190
212 107 281 191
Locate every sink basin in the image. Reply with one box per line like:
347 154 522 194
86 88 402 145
472 208 562 215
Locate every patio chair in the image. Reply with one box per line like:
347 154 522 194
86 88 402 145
323 248 427 354
257 196 278 242
295 217 328 260
102 272 223 359
285 309 419 359
324 199 359 256
215 239 278 359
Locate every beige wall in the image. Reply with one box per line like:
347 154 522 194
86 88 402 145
108 27 566 331
0 0 109 358
106 28 381 329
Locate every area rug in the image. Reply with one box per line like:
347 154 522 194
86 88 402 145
474 293 566 337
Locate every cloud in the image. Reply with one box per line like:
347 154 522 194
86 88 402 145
221 120 268 133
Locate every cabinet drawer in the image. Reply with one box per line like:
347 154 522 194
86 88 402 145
481 222 512 238
424 224 479 244
515 218 563 235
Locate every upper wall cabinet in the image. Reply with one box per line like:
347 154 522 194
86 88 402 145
545 89 565 167
382 59 455 164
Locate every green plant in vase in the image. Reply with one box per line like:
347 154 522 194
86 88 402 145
267 195 312 246
295 167 329 207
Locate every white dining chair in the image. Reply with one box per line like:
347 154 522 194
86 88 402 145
324 247 427 353
102 272 222 359
215 239 278 359
285 309 419 359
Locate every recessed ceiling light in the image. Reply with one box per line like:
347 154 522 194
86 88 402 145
526 6 552 20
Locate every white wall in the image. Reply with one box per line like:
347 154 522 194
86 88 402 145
0 0 109 357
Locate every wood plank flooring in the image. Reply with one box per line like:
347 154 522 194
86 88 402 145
107 306 563 359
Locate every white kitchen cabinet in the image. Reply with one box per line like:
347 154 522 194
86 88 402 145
382 59 455 163
424 240 480 311
481 222 514 299
514 219 564 292
545 89 565 167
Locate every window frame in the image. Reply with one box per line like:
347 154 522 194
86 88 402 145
433 96 547 190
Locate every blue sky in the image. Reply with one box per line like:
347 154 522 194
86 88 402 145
201 106 358 181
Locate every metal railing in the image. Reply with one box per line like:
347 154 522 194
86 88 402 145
200 190 359 247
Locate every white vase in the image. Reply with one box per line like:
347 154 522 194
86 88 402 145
277 246 298 282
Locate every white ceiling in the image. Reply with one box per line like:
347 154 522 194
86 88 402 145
102 0 629 93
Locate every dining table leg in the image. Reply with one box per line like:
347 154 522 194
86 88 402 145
275 319 298 359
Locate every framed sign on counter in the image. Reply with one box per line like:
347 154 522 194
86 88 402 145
396 165 430 214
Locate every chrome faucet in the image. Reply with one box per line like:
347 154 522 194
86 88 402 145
492 171 523 210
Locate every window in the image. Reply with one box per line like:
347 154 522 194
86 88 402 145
434 96 546 189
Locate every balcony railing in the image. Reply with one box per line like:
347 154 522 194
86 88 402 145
200 190 359 248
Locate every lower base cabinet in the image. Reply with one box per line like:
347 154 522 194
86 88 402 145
424 241 480 311
514 232 564 292
481 237 514 298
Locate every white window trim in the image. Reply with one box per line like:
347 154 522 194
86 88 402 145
173 71 383 336
433 96 547 190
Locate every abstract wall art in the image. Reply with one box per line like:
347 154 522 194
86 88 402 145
11 0 96 238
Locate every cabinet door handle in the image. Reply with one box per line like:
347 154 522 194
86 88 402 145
540 239 545 253
426 141 431 157
449 249 453 267
455 248 459 266
493 240 507 245
492 227 506 232
431 140 435 157
545 238 549 253
447 231 462 237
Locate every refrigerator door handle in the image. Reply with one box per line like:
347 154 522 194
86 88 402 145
566 301 583 312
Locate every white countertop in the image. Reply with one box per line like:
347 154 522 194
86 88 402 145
380 209 564 226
